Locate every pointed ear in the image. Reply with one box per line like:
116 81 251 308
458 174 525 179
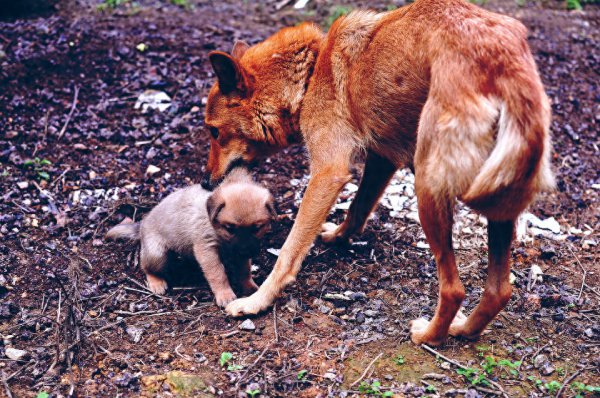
231 40 250 60
208 51 247 95
206 192 225 224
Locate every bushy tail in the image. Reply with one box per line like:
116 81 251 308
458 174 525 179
105 222 141 241
462 92 554 206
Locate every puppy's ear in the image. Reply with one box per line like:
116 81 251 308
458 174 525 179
265 195 277 219
231 40 250 60
206 191 226 223
208 51 248 95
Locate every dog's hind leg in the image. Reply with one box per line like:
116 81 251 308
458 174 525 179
321 150 397 244
409 182 465 346
449 219 514 340
140 238 169 295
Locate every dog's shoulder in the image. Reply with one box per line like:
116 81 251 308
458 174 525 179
330 10 383 64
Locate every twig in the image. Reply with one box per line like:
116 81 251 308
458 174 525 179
57 86 80 140
273 303 279 343
1 372 13 398
237 345 271 385
421 345 509 398
567 245 587 301
556 367 591 398
350 352 383 388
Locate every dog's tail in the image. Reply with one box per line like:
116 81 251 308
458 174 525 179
105 222 141 241
461 85 555 211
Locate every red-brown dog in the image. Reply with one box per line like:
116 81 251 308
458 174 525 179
202 0 554 346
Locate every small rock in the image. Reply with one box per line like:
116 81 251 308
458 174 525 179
355 312 366 324
584 328 594 338
350 292 367 301
126 326 144 343
323 371 336 381
533 354 548 369
145 165 161 175
540 363 555 376
540 245 557 259
364 310 379 317
73 143 87 150
16 181 29 190
319 305 331 314
5 347 28 361
239 319 255 331
5 131 18 139
114 372 136 387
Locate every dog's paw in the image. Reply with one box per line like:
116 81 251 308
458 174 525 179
448 310 481 340
409 318 446 347
320 222 350 245
225 294 269 317
146 274 168 295
215 289 238 308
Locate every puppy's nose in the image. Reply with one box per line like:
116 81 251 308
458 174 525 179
200 173 213 190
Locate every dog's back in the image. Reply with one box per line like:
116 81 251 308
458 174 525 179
303 0 553 220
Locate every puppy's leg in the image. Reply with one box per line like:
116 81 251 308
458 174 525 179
410 185 464 346
237 259 259 296
140 239 168 295
226 148 353 317
450 219 514 340
193 243 237 307
321 150 397 244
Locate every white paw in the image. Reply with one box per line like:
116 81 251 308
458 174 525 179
146 275 168 295
225 294 268 317
215 289 237 308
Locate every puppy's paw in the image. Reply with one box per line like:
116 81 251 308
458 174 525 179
225 294 269 317
409 318 445 347
320 222 350 245
146 274 168 295
215 289 238 308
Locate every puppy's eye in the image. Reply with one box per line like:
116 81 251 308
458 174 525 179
208 127 219 139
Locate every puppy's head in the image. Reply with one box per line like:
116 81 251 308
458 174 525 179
206 168 275 257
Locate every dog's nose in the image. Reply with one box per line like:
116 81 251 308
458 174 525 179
200 173 213 190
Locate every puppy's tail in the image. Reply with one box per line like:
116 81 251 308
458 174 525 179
461 87 555 213
105 222 141 241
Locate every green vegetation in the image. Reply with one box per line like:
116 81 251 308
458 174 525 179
219 352 233 367
325 5 352 29
393 355 405 365
246 387 261 397
358 380 394 397
23 157 51 180
297 369 308 380
572 382 600 397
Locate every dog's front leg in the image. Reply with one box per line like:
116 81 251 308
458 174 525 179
226 159 352 317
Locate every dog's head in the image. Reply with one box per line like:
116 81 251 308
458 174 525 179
202 25 323 189
201 41 282 189
206 168 275 257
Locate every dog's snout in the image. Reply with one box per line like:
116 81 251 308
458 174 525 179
200 173 213 190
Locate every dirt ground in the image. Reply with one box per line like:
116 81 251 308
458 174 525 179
0 0 598 397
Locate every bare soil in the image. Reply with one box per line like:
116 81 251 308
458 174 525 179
0 1 598 397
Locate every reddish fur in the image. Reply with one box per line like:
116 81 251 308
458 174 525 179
203 0 554 345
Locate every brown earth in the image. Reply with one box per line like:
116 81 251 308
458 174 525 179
0 0 598 397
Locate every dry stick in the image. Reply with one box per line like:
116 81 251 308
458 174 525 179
57 86 80 140
350 352 383 388
556 367 593 398
273 303 279 343
567 245 588 301
236 345 271 386
421 345 509 398
1 371 13 398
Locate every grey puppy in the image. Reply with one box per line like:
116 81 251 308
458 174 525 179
106 168 275 307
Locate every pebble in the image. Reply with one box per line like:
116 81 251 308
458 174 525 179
239 319 256 331
16 181 29 190
541 363 555 376
364 310 379 317
540 245 557 259
5 347 28 360
355 312 366 324
145 165 161 175
533 354 548 369
126 326 144 343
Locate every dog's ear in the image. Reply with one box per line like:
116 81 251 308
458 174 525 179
206 191 226 224
231 40 250 60
208 51 247 95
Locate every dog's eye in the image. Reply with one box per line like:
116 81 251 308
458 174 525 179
208 127 219 139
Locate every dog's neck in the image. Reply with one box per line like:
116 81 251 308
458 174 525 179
246 23 323 147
